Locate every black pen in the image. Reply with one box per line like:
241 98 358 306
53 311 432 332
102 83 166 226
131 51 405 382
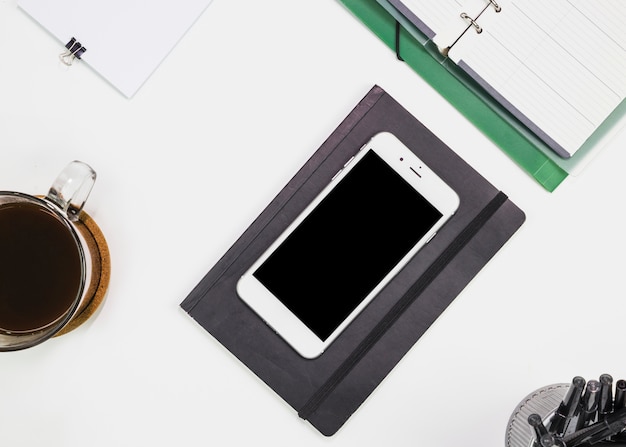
595 443 626 447
576 380 601 430
615 380 626 410
612 380 626 443
548 376 586 435
598 374 614 420
538 433 565 447
529 413 550 445
563 406 626 447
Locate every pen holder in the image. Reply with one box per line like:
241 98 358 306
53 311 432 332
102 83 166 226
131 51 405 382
505 383 569 447
507 375 626 447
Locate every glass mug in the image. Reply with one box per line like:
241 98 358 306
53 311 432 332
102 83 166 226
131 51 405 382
0 161 97 351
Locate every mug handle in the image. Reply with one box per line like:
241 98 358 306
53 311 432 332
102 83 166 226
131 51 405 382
46 161 97 221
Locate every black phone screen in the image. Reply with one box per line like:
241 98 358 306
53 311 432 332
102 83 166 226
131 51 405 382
253 150 443 341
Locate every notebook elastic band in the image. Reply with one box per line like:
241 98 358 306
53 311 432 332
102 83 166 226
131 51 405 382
395 21 404 61
298 191 508 420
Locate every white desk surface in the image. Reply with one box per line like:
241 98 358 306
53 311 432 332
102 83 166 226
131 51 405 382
2 1 626 446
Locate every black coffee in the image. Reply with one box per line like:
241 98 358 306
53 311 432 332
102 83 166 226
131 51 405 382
0 201 82 332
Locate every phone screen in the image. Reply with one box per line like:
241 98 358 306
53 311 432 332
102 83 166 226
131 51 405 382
253 150 443 341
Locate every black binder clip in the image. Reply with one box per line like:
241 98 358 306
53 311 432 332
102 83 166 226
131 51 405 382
59 37 87 66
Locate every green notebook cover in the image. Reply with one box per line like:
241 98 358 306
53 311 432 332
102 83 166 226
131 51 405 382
338 0 568 192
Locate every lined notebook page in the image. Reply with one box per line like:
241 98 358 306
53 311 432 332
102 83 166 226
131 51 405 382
447 0 626 157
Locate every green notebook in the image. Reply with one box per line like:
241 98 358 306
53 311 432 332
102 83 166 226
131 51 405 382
338 0 568 191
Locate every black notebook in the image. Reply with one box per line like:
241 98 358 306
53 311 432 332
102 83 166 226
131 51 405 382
180 85 525 436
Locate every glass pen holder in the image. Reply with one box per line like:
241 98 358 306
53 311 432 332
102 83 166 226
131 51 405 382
507 374 626 447
505 383 569 447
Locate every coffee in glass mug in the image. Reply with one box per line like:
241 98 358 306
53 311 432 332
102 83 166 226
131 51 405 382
0 161 97 351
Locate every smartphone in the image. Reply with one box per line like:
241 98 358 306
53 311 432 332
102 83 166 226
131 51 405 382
236 132 460 358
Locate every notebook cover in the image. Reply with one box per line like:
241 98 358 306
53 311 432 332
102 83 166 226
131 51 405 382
337 0 567 192
180 85 525 436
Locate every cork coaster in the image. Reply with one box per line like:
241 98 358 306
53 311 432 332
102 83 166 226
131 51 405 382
54 211 111 336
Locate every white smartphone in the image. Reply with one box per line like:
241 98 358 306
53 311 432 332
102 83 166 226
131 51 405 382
236 132 460 358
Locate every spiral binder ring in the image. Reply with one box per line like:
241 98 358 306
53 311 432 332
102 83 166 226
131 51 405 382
489 0 502 13
460 13 483 33
59 37 87 66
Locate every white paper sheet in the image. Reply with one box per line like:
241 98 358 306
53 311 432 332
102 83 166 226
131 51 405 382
19 0 214 98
